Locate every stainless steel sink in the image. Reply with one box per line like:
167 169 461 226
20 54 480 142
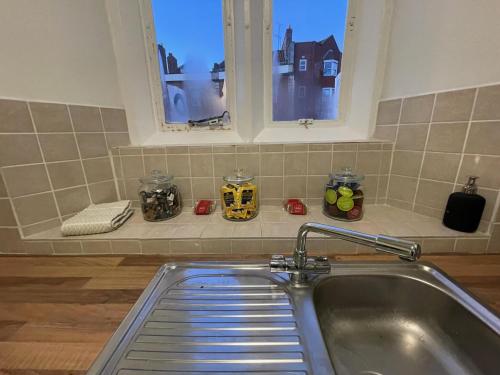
314 263 500 375
88 262 500 375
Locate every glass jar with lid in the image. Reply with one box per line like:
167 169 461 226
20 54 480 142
138 170 182 221
323 167 364 221
220 170 258 221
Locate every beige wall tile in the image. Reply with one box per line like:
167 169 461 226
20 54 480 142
358 143 382 151
175 177 193 202
0 134 43 166
213 145 236 153
236 144 260 153
284 176 306 198
0 228 25 253
391 151 423 178
400 94 434 124
166 146 189 154
262 239 294 252
47 161 86 190
415 179 453 210
373 125 397 141
422 238 456 254
432 89 475 122
212 154 236 177
83 157 114 183
261 153 284 176
0 99 33 133
24 241 53 255
38 133 79 162
236 153 260 176
377 175 389 199
143 146 166 154
124 178 141 200
465 121 500 155
332 151 356 171
488 224 500 253
473 84 500 120
82 240 112 254
122 156 145 178
363 175 379 199
356 151 381 175
170 239 202 254
333 143 357 151
308 152 331 175
55 186 90 216
30 102 72 132
260 144 283 152
111 240 141 254
413 204 442 219
284 153 307 175
0 199 16 226
231 239 263 253
455 238 488 254
167 154 191 177
420 152 460 182
0 173 7 197
3 164 51 197
202 239 231 254
307 175 328 199
426 122 468 153
458 155 500 189
190 154 213 177
119 147 142 155
284 144 307 152
376 99 401 125
388 175 417 202
53 241 82 254
89 181 118 204
192 177 215 199
101 108 128 132
141 239 170 254
22 218 60 237
189 145 212 154
144 155 167 175
13 192 58 226
387 198 413 210
395 124 429 151
75 133 108 159
69 105 103 132
474 188 498 222
260 176 283 199
105 133 130 148
379 151 392 174
309 144 332 151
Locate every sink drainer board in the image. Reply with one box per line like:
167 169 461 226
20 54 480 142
88 262 500 375
88 264 321 374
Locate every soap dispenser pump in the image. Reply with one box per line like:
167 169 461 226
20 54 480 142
443 176 485 233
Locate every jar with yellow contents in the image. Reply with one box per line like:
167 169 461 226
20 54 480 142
220 170 258 221
323 167 364 221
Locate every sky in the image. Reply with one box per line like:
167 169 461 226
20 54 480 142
152 0 349 70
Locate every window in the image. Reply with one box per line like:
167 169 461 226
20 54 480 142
323 59 338 77
271 0 348 122
151 0 230 127
299 58 307 71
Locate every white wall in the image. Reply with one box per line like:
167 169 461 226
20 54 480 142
382 0 500 99
0 0 122 107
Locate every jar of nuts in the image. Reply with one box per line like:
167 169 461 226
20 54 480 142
323 167 364 221
138 170 182 221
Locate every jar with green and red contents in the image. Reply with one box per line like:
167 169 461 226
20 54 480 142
323 168 364 221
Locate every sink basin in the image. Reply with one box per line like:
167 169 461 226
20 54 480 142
87 261 500 375
314 266 500 375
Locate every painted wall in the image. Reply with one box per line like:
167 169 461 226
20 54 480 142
382 0 500 99
0 0 122 107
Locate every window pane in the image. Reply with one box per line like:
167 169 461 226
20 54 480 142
152 0 226 123
272 0 348 121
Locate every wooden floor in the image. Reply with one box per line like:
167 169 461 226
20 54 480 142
0 254 499 374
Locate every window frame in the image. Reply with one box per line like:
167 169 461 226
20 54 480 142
262 0 358 130
323 59 338 77
298 58 307 71
142 0 237 133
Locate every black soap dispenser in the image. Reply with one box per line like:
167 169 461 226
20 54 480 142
443 176 485 233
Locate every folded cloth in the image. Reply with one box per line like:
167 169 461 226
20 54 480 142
61 200 134 236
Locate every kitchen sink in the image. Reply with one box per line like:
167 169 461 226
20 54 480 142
314 265 500 375
88 261 500 375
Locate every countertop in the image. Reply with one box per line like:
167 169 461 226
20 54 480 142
0 254 499 373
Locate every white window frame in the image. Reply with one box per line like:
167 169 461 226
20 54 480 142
298 58 307 71
323 59 338 77
322 87 335 97
106 0 394 145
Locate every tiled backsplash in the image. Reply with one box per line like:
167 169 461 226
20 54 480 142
374 84 500 252
111 142 392 209
0 99 130 250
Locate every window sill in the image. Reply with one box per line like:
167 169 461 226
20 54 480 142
254 125 370 144
141 128 245 146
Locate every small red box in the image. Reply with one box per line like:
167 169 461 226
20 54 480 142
285 199 307 215
194 200 215 215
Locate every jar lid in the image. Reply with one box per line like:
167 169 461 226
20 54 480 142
140 170 173 185
329 167 364 183
223 169 254 184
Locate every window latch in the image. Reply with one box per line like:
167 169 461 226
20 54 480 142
298 118 314 128
188 111 230 130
